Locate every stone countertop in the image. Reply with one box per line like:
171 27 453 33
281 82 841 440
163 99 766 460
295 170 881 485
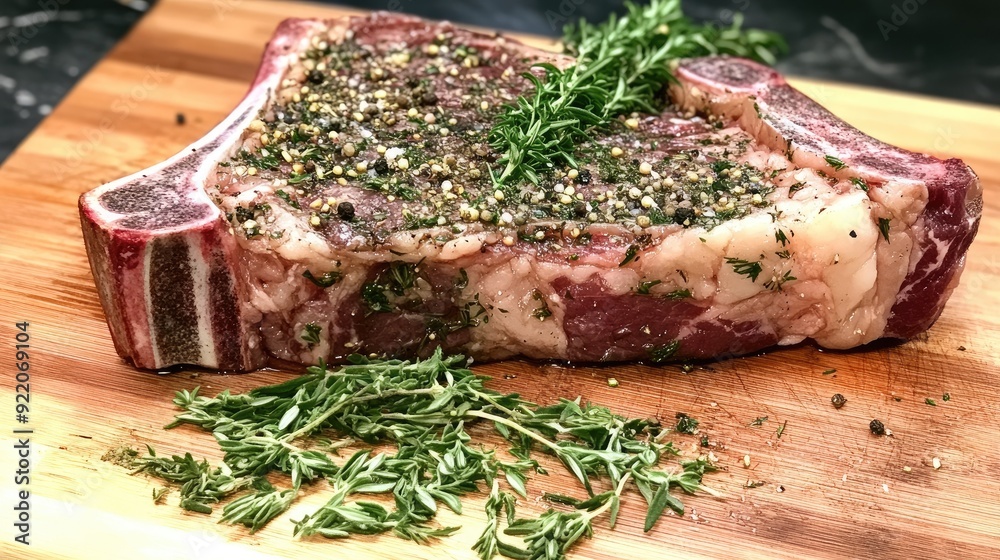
1 0 995 164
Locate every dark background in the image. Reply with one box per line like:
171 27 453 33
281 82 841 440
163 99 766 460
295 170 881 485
1 0 995 164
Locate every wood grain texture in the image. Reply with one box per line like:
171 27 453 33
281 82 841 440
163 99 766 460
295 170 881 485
1 0 999 558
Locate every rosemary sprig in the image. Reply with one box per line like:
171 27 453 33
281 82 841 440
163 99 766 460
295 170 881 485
133 349 717 558
488 0 785 187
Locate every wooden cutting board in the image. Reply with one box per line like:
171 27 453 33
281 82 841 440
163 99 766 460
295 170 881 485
2 0 999 558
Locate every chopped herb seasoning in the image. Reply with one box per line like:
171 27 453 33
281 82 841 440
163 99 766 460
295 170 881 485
775 420 787 439
361 282 393 314
606 378 620 388
924 398 936 406
647 340 681 363
725 257 763 282
275 189 300 210
763 270 796 291
303 270 341 288
824 155 847 171
300 323 321 347
619 244 640 267
675 413 699 434
749 416 768 427
635 279 661 294
530 290 552 320
850 177 869 192
942 393 951 401
878 217 891 242
664 288 692 300
454 269 469 290
822 368 837 375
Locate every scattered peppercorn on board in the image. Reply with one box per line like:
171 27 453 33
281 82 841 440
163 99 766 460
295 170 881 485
1 0 999 558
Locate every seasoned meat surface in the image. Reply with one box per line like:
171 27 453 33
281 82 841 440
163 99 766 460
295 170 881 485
79 12 981 370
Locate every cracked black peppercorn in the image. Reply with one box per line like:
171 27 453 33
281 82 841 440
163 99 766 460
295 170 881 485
373 157 389 175
577 169 591 184
673 207 695 226
869 419 885 436
337 201 355 221
831 393 847 409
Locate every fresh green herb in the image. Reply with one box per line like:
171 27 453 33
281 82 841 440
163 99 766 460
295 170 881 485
664 289 692 300
473 481 518 560
132 446 254 513
489 0 785 186
763 270 796 291
824 155 847 171
361 261 422 314
635 279 661 294
749 416 768 427
300 323 322 347
619 244 640 267
775 420 787 439
275 189 300 210
303 270 342 288
361 282 393 314
455 269 470 290
851 177 869 192
925 398 937 406
878 217 891 242
152 487 169 503
822 368 837 375
647 341 681 363
288 173 314 185
607 378 620 388
531 289 552 320
942 393 951 402
674 413 699 435
130 350 717 557
725 257 763 282
774 229 789 247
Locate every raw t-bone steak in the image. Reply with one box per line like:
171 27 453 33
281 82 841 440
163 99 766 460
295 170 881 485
79 12 981 371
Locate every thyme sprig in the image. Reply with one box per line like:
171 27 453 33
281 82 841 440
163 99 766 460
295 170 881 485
488 0 785 187
134 350 716 558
